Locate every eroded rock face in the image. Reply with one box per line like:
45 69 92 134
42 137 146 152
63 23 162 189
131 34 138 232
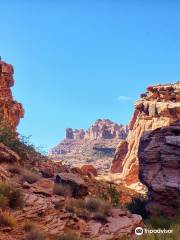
0 143 20 162
81 164 98 177
50 119 128 174
0 60 24 131
111 82 180 185
139 121 180 216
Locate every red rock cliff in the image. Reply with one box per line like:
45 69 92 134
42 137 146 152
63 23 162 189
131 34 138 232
139 121 180 216
111 82 180 185
0 60 24 131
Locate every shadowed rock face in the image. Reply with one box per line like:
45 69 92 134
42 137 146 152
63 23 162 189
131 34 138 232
139 121 180 216
111 82 180 185
0 60 24 131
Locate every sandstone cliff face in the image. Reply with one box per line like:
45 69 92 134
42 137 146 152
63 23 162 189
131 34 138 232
66 119 128 140
111 82 180 185
50 119 128 174
139 121 180 216
0 60 24 131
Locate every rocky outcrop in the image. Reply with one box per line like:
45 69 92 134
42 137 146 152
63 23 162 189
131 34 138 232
0 60 24 131
55 172 89 197
139 121 180 216
85 119 128 140
111 140 128 173
0 143 20 162
65 119 128 141
81 165 98 177
111 82 180 185
50 119 128 174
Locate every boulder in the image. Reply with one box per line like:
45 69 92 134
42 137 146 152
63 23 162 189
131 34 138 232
81 164 98 177
139 121 180 216
55 172 88 197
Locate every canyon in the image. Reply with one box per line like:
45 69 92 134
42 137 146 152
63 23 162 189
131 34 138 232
0 59 179 239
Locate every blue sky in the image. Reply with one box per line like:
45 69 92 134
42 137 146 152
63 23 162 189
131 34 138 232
0 1 180 151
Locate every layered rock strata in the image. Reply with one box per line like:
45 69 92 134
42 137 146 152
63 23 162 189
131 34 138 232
111 82 180 185
139 121 180 216
0 60 24 131
50 119 128 174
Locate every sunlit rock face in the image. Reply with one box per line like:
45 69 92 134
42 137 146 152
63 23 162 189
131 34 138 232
111 82 180 185
139 121 180 216
50 119 129 174
0 60 24 131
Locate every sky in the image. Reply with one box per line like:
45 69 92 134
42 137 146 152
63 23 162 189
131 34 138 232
0 0 180 151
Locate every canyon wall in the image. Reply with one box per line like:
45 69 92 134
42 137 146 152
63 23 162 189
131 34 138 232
111 82 180 185
0 60 24 131
139 121 180 216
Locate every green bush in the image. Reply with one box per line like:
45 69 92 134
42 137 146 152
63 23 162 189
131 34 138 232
126 197 148 219
107 185 120 207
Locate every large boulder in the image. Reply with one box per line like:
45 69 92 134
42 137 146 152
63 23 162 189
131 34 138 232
55 172 88 197
81 165 98 177
139 121 180 216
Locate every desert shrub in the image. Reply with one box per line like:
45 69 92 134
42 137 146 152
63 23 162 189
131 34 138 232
107 185 120 207
0 210 16 227
145 216 180 229
9 188 24 209
54 184 72 197
25 229 47 240
0 195 8 209
66 197 111 221
86 197 111 215
56 233 80 240
22 169 41 184
126 197 149 219
0 182 24 209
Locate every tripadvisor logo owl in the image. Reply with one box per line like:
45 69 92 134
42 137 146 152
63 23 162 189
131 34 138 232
135 227 144 236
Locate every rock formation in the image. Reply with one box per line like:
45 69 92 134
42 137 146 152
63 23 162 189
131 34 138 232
111 82 180 186
0 60 24 131
139 121 180 216
50 119 128 174
65 119 128 140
